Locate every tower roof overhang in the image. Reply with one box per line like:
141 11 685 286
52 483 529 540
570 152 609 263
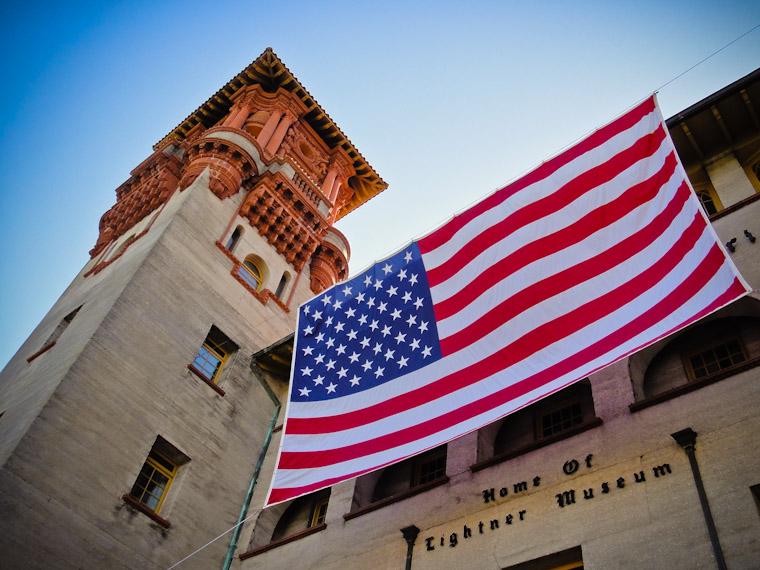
154 48 387 220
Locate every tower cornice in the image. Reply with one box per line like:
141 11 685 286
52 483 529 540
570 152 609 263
154 48 387 220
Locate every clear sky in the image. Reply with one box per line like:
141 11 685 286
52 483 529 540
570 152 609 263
1 0 758 367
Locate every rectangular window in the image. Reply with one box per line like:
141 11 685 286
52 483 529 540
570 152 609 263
130 449 177 513
310 497 329 527
413 446 447 486
539 402 583 438
191 326 238 384
686 339 747 380
127 436 190 519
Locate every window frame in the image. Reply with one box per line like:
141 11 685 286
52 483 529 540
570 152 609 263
536 400 584 440
682 337 748 381
27 306 82 362
309 496 329 527
225 225 244 253
743 152 760 193
129 449 177 514
192 336 229 384
238 258 265 292
188 326 238 396
412 446 447 487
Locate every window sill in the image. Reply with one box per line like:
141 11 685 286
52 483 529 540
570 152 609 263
187 364 226 396
215 242 290 313
343 476 450 521
630 356 760 412
121 494 171 528
26 341 56 363
470 417 604 473
238 523 326 560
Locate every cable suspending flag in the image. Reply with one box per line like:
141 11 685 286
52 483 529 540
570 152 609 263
265 96 750 506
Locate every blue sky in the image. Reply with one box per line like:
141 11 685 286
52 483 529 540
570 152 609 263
1 1 759 367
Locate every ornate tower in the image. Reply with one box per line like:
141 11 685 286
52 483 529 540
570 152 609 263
0 49 385 569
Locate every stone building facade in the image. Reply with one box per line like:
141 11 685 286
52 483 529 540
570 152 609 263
236 70 760 570
0 51 758 570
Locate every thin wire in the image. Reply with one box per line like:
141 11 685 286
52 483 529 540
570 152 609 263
653 23 760 93
165 509 261 570
163 21 760 570
348 22 760 278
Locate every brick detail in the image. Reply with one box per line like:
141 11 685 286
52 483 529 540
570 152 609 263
240 173 323 271
179 138 257 199
90 150 181 257
309 241 349 294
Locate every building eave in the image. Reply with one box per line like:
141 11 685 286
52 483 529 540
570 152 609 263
154 48 387 220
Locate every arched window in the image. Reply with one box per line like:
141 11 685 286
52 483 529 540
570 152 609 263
274 271 291 299
270 489 331 542
238 256 266 292
472 379 598 467
225 226 244 253
639 316 760 402
696 189 718 216
370 445 447 503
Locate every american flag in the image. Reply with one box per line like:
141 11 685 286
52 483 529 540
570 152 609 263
265 96 750 506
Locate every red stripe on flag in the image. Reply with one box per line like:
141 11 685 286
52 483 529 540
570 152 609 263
426 127 667 289
266 466 379 505
434 151 679 325
418 98 657 255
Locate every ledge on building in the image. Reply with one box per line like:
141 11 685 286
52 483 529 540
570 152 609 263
238 523 327 560
187 364 226 396
343 476 450 521
470 417 604 473
26 341 56 363
121 494 171 528
630 357 760 412
709 192 760 221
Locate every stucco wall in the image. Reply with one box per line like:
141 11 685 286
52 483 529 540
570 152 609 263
0 169 311 569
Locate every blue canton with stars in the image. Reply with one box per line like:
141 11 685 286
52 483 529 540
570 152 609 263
292 244 442 402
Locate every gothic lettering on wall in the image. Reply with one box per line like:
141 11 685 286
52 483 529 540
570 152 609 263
424 510 528 551
426 456 674 553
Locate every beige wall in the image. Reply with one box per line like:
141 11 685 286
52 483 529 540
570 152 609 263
0 169 310 569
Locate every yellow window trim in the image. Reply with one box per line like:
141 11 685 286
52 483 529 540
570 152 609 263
138 450 177 514
241 258 265 291
204 338 229 380
743 152 760 193
694 184 723 215
310 497 329 527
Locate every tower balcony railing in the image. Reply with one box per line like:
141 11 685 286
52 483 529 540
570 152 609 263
288 158 332 217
